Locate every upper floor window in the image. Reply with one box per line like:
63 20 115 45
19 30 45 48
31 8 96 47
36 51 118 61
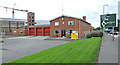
63 21 64 24
55 22 59 26
68 21 74 25
32 24 34 25
32 20 34 22
62 18 64 20
29 16 31 18
32 16 34 19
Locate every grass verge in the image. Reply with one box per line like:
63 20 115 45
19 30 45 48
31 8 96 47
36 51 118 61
3 38 101 64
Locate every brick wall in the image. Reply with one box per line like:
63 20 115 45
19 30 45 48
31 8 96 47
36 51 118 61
12 27 28 36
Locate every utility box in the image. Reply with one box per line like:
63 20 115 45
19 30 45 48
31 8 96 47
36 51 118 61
71 31 78 40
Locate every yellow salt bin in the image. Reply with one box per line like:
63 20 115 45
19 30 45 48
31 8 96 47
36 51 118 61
71 32 78 40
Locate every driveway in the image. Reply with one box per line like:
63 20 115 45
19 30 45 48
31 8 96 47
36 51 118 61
2 37 70 63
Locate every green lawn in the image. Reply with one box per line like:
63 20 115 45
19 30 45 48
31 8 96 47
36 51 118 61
6 38 101 63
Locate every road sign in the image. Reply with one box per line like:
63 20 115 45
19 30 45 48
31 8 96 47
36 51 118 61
100 14 116 30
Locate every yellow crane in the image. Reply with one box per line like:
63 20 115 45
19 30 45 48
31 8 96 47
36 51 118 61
0 4 28 18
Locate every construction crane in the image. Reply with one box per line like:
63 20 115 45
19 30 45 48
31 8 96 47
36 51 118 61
0 4 28 18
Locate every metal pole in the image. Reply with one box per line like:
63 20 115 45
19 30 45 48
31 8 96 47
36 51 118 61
103 5 105 31
75 19 77 40
1 22 2 41
103 5 108 31
112 27 114 41
79 20 80 38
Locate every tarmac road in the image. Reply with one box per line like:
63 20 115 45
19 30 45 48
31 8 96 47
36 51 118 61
2 38 70 63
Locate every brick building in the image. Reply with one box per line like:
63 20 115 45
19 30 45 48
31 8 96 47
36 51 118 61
10 12 91 37
0 18 25 35
50 15 91 38
12 12 50 36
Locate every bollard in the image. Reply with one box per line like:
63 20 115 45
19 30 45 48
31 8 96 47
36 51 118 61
112 33 114 41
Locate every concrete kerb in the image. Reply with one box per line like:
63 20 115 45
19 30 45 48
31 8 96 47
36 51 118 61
96 36 103 63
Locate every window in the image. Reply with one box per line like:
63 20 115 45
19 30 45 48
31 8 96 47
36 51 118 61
55 22 59 26
20 31 23 34
32 16 34 19
29 16 31 18
62 18 64 20
54 30 59 36
25 28 27 30
68 30 73 36
14 31 17 34
63 21 64 24
68 21 74 25
29 20 31 22
32 20 34 22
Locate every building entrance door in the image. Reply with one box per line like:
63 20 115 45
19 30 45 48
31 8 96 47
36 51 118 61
61 30 65 37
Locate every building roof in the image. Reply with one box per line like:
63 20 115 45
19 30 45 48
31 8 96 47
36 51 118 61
35 20 50 26
0 18 26 22
50 15 91 25
0 18 50 26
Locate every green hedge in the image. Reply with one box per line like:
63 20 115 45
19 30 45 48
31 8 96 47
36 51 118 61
86 31 103 38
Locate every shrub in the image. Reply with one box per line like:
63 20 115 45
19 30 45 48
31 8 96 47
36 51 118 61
86 33 92 38
91 32 99 37
86 31 103 38
99 31 103 38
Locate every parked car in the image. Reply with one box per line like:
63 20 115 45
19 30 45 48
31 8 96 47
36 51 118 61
113 32 119 35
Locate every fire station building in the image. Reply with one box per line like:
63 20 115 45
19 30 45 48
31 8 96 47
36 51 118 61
50 16 91 38
10 12 91 38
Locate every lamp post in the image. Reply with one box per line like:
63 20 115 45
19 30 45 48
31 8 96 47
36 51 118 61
103 4 108 31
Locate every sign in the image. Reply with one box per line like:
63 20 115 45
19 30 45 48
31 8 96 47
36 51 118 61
100 14 116 30
10 29 12 32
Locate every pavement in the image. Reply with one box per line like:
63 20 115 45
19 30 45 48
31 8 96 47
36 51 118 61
2 37 70 63
118 34 120 65
4 36 49 40
98 33 118 63
0 42 2 65
45 36 86 41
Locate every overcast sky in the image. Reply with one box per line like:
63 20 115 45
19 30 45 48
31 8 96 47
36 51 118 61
0 0 119 28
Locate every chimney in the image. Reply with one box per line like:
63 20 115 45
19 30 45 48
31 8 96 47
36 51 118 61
83 16 86 21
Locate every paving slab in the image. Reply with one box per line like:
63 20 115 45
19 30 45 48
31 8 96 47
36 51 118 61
98 33 118 63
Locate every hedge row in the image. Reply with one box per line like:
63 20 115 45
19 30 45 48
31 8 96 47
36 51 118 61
86 31 103 38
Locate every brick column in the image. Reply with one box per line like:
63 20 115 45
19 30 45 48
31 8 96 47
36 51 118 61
35 27 36 36
9 21 11 32
42 27 44 36
28 27 30 36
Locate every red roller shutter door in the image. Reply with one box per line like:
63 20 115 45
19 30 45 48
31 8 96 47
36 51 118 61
29 28 35 36
36 28 42 36
44 28 50 36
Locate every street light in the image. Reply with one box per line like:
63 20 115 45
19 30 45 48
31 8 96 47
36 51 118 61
103 4 108 31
